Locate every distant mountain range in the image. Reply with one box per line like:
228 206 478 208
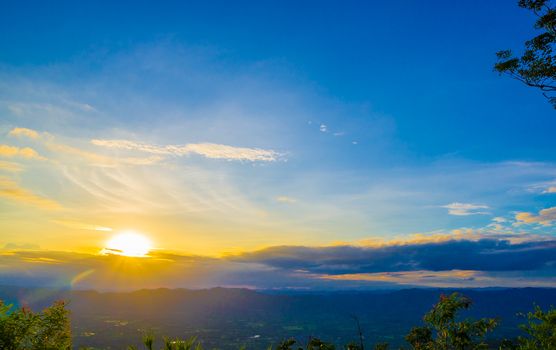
1 286 555 349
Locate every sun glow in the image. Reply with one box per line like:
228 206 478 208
103 231 152 257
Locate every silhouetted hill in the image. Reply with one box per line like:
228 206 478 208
0 286 554 349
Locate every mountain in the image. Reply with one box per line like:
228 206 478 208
1 286 555 349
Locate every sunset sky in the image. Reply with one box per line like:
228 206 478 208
1 1 556 290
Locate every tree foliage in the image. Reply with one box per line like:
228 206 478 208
0 299 71 350
405 293 497 350
515 305 556 349
495 0 556 107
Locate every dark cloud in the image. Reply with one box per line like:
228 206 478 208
233 239 556 274
1 238 555 291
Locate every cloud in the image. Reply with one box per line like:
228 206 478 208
322 269 480 286
0 145 46 160
275 196 297 204
233 238 556 275
58 139 156 164
50 219 112 232
1 238 555 290
546 186 556 193
320 269 556 288
91 139 281 162
0 161 23 172
46 141 162 166
339 227 545 248
8 127 39 139
3 243 40 250
0 250 274 291
515 206 556 226
442 202 489 216
3 43 556 271
5 128 162 167
183 143 281 162
493 217 507 223
319 124 328 132
0 177 61 210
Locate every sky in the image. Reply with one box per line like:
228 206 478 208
0 0 556 291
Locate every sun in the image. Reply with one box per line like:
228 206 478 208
103 231 152 257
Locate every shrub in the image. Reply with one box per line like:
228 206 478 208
0 299 71 350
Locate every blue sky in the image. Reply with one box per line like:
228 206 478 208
2 1 555 159
0 1 555 290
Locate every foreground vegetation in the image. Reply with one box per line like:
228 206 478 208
0 293 554 350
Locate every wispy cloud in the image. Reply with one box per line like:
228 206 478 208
6 127 162 167
0 129 270 224
0 144 46 160
275 196 297 204
442 202 489 216
91 139 282 162
0 177 61 210
46 141 162 166
3 242 40 250
50 219 112 232
0 161 23 172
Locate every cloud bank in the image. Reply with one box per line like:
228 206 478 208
1 236 554 291
233 238 556 274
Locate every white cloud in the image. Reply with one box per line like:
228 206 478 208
319 124 327 132
442 202 489 216
91 139 281 162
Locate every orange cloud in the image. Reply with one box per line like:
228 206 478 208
515 206 556 226
0 144 46 160
9 127 40 139
320 270 556 288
